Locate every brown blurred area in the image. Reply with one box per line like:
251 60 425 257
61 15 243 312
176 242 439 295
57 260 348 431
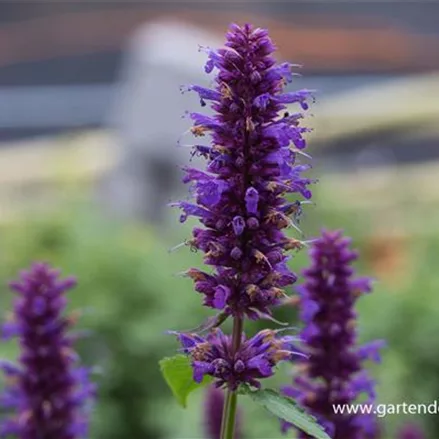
1 4 439 73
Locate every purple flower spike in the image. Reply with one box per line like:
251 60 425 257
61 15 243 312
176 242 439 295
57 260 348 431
282 231 385 439
175 23 313 319
176 328 301 391
0 262 95 439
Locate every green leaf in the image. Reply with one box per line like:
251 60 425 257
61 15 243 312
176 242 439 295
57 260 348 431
159 354 212 408
242 387 331 439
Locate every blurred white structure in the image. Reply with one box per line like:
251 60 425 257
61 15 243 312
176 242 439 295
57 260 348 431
103 20 221 224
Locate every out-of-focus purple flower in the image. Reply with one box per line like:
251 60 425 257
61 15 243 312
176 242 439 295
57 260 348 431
204 386 243 439
397 423 425 439
174 328 301 391
0 262 95 439
282 230 385 439
175 23 313 319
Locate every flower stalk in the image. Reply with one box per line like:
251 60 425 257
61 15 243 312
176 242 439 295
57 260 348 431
220 387 237 439
220 316 243 439
205 385 242 439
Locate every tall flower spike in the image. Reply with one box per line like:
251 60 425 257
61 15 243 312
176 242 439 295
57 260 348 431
282 230 385 439
0 263 95 439
175 23 313 319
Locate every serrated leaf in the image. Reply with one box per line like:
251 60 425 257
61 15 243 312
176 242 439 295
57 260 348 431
242 387 331 439
159 354 212 408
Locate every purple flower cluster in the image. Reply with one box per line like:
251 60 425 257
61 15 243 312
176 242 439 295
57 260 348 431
175 23 313 319
0 263 95 439
175 328 300 391
282 230 385 439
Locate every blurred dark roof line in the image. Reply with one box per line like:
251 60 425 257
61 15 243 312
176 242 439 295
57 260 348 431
0 9 439 72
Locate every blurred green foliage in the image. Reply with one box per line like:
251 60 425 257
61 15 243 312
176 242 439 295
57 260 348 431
0 187 437 438
0 206 209 439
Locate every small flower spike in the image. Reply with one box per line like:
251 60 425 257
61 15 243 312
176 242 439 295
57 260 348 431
397 423 425 439
282 231 385 439
0 263 95 439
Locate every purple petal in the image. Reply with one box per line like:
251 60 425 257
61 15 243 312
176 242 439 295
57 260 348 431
213 286 231 310
245 187 259 215
232 216 245 236
193 361 214 383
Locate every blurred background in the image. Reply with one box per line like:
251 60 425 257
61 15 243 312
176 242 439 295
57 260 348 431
0 2 438 438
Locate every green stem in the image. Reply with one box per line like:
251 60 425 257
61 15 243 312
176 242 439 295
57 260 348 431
220 388 237 439
220 316 243 439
